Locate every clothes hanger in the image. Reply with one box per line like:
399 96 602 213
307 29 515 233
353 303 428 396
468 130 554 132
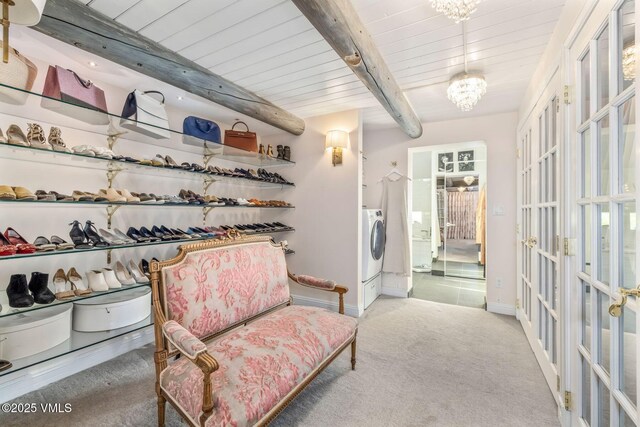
378 162 411 182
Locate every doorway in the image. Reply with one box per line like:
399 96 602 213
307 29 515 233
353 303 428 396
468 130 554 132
408 143 487 309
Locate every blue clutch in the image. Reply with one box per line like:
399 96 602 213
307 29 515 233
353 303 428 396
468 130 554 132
182 116 221 145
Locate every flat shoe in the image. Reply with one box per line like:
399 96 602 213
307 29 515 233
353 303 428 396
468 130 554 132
6 125 29 147
34 236 56 252
0 185 16 200
51 235 75 250
35 190 56 201
12 186 36 201
4 227 36 254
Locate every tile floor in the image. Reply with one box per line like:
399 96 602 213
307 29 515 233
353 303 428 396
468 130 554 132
412 272 486 309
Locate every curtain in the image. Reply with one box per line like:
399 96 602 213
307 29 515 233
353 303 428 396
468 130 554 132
446 191 479 240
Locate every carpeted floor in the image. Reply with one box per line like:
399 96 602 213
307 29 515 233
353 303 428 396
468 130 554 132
0 297 559 427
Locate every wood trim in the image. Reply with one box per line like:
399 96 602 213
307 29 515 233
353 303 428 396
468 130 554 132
287 271 348 314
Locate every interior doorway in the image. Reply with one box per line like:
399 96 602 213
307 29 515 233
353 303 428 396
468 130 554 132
408 142 487 309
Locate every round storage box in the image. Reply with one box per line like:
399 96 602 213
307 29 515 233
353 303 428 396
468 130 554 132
0 304 72 360
72 287 151 332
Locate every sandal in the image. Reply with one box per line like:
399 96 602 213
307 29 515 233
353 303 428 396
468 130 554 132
0 185 16 200
164 155 180 168
83 220 110 247
6 125 29 147
69 220 92 249
4 227 36 254
27 123 52 150
48 127 71 153
51 235 75 250
12 186 36 200
68 267 91 296
35 190 56 201
53 269 75 300
34 236 56 252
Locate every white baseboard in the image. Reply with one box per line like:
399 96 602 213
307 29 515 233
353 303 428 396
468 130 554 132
0 326 154 403
487 302 516 316
381 286 409 298
292 294 362 318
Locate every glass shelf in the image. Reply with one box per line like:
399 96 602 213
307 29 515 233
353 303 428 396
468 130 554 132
0 199 295 209
0 83 295 168
0 312 154 377
0 142 295 188
244 227 295 235
0 283 150 319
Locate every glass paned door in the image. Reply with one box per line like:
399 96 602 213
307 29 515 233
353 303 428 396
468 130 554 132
517 76 562 403
570 1 638 425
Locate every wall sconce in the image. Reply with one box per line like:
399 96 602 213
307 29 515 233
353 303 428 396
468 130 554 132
0 0 47 63
325 130 349 166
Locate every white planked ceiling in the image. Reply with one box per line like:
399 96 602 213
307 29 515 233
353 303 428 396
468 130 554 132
80 0 566 130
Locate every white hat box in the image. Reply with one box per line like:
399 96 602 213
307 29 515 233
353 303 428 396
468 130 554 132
0 304 72 360
72 287 151 332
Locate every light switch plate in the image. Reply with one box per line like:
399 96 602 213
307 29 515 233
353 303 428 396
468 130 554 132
492 205 505 216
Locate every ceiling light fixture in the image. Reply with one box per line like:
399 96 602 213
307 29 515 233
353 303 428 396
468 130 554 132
431 0 481 23
447 22 487 111
177 96 183 100
457 186 466 192
88 61 97 67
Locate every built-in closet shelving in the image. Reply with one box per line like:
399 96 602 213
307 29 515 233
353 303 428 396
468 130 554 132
0 82 296 377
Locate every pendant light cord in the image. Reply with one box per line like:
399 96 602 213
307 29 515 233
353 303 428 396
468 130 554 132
462 21 468 74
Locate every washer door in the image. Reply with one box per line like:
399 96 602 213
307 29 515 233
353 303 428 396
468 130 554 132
370 220 384 261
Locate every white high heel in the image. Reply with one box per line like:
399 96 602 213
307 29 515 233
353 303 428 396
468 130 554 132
114 261 136 285
102 268 122 289
86 270 109 291
128 260 149 284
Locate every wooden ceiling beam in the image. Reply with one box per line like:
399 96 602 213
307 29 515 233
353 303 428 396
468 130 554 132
291 0 423 138
33 0 305 135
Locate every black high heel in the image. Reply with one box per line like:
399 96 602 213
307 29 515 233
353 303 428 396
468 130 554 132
28 272 55 304
139 226 160 242
7 274 34 308
84 221 110 247
151 226 173 241
127 227 149 243
160 226 181 240
69 220 92 249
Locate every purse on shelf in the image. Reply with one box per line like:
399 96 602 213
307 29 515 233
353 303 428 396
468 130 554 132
0 41 37 105
120 90 170 139
224 121 258 153
41 65 109 125
182 116 221 147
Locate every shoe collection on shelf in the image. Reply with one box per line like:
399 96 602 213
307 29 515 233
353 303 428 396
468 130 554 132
0 78 297 377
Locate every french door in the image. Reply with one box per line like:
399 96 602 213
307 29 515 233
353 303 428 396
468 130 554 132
568 0 638 425
517 75 563 407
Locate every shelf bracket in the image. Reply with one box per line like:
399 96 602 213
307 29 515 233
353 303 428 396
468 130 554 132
203 175 218 193
203 206 215 225
106 123 128 150
106 167 123 189
203 144 223 167
106 205 122 229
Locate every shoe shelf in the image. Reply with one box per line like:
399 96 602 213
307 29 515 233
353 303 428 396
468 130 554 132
0 313 154 378
244 227 295 235
0 199 295 209
0 83 295 168
0 283 150 319
0 142 295 189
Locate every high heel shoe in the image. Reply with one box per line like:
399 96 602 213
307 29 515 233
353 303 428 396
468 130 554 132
126 227 150 243
69 220 92 249
4 227 36 254
102 268 122 289
28 272 55 304
150 226 172 241
128 260 150 284
114 261 136 285
84 221 110 247
160 226 181 240
86 270 109 292
68 267 91 296
53 269 75 300
99 228 126 246
112 228 136 245
0 232 16 256
139 226 160 242
6 274 34 307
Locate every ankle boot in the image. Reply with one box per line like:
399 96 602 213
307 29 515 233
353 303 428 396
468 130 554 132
7 274 34 308
28 272 55 304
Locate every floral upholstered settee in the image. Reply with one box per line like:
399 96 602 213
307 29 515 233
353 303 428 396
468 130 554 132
150 234 357 427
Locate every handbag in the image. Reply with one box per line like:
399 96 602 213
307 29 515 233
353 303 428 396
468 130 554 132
224 121 258 153
0 41 37 105
182 116 221 146
120 90 170 139
41 65 109 125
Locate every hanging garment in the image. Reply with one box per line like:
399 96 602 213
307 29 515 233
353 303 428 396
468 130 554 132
476 184 487 265
381 176 411 275
446 191 478 240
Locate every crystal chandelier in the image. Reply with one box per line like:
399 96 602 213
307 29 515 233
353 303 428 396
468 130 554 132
448 72 487 111
431 0 481 23
622 43 636 81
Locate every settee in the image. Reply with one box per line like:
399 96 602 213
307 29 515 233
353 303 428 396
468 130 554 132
150 233 358 426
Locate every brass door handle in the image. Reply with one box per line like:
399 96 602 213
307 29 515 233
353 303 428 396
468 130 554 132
522 237 537 248
609 287 640 317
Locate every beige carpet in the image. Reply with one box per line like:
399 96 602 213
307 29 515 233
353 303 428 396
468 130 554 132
0 297 559 427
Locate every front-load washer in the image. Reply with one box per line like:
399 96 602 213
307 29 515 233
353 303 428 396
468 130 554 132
362 209 384 282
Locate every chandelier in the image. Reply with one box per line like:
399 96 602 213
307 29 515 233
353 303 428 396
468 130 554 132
448 72 486 111
622 43 636 81
431 0 481 23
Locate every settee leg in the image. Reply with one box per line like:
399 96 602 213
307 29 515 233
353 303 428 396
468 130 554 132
157 394 166 427
351 338 357 370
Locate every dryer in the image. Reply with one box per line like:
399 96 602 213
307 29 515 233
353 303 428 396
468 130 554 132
362 209 384 309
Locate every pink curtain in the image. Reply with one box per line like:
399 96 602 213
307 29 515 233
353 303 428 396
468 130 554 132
446 191 478 240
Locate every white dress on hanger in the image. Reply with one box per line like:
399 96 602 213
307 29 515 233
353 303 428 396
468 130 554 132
381 176 411 275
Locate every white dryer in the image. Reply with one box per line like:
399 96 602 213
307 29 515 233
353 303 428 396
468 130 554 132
362 209 384 309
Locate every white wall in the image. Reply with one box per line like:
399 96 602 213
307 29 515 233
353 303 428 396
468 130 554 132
363 112 518 313
263 111 363 316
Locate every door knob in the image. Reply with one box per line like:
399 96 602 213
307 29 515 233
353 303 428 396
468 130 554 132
609 287 640 317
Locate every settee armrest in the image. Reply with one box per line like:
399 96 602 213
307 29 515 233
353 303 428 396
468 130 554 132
162 320 208 360
288 271 349 314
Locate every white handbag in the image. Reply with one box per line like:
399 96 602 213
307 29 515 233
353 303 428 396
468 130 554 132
120 89 170 139
0 41 38 105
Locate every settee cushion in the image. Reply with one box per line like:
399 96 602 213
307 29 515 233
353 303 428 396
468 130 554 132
160 305 357 426
161 241 290 340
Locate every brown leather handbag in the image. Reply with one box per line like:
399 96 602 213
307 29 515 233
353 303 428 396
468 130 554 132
224 121 258 153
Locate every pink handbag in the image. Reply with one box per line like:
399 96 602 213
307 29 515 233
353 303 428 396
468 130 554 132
42 66 109 124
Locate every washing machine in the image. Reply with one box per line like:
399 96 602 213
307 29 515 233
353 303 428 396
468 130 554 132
362 209 384 309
